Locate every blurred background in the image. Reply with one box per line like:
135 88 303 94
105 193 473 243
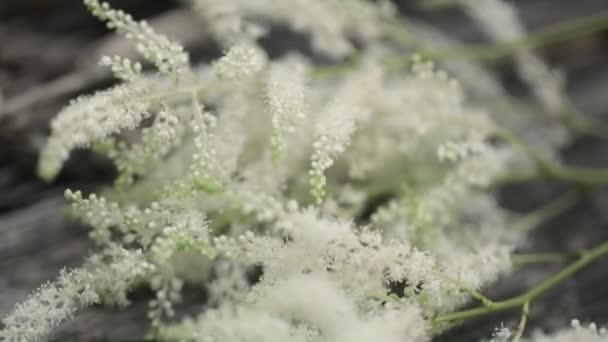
1 1 608 341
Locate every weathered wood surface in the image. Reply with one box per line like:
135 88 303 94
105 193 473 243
1 1 608 341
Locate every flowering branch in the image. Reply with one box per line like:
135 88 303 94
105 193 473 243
433 240 608 323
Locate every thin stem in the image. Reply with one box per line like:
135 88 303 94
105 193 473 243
513 189 581 233
1 73 95 117
379 11 608 71
511 302 530 342
498 128 608 187
422 11 608 62
511 253 569 266
546 165 608 187
435 271 494 306
493 170 542 185
496 129 549 173
568 114 608 140
313 11 608 79
433 240 608 323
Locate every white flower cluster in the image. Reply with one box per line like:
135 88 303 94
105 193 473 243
85 0 189 74
214 43 266 80
38 81 151 180
39 0 197 182
99 55 142 81
64 189 169 246
310 100 358 204
488 325 512 342
189 0 267 46
189 0 395 58
4 0 592 341
459 0 568 115
0 247 152 342
266 58 308 162
437 132 487 163
170 261 431 342
109 104 181 188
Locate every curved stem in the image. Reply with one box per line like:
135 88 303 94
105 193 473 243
511 302 530 342
430 192 576 313
546 165 608 186
420 11 608 62
493 170 542 185
434 271 494 306
498 128 608 187
513 189 581 233
313 10 608 79
433 240 608 323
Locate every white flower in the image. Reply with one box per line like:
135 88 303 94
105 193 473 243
85 0 189 74
266 58 308 161
437 132 487 163
38 81 152 180
310 100 359 204
0 247 151 342
214 43 266 80
489 324 512 342
99 55 142 81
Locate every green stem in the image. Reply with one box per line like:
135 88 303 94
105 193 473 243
314 9 608 79
545 165 608 186
496 129 548 172
430 193 576 312
511 302 530 342
422 11 608 62
498 128 608 187
513 189 580 233
511 253 569 266
493 170 542 185
434 240 608 323
435 271 494 306
379 11 608 72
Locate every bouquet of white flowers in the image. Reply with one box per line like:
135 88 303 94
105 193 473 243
2 1 608 341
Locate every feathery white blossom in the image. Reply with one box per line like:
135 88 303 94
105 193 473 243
189 0 267 46
266 58 308 162
38 81 152 180
178 305 311 342
189 0 394 57
106 104 180 188
437 132 487 163
15 0 591 341
85 0 189 74
310 100 359 204
489 325 512 342
214 43 266 80
99 55 142 81
0 247 152 342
